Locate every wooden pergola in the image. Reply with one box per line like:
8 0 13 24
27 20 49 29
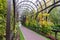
6 0 60 40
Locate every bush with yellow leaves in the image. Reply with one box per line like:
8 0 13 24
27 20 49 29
38 13 54 35
25 16 30 27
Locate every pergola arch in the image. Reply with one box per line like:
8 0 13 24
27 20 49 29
16 1 38 12
36 0 43 11
16 4 35 11
20 6 33 11
48 4 60 13
18 7 33 12
6 0 60 40
35 0 60 18
18 9 29 11
43 0 47 12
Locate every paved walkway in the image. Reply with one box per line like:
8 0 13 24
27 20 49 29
20 25 50 40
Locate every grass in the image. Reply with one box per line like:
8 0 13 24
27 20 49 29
19 30 24 40
15 23 24 40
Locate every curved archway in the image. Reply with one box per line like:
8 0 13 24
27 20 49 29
19 7 32 12
36 0 43 11
16 4 34 11
48 4 60 13
18 7 33 17
16 1 38 11
20 6 33 11
43 0 47 12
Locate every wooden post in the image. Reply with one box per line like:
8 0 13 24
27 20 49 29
55 32 57 40
6 0 11 40
13 0 16 30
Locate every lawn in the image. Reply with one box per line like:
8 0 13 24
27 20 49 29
20 30 25 40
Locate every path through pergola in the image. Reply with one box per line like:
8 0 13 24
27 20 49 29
20 25 50 40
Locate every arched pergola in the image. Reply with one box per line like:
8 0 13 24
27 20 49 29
6 0 60 40
35 0 60 18
16 1 38 12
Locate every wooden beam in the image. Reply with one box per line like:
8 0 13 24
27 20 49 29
6 0 11 40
